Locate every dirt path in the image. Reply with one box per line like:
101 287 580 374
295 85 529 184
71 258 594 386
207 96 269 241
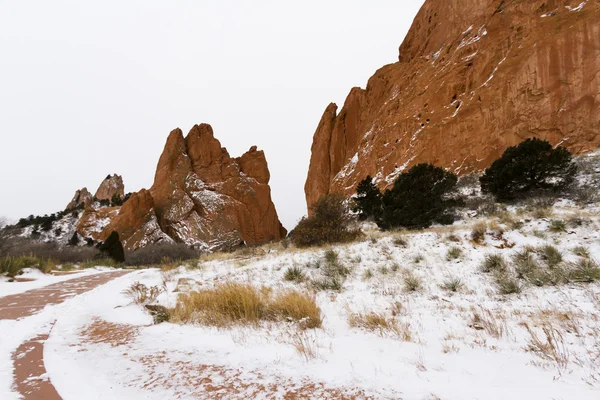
4 270 131 400
5 271 378 399
13 333 61 400
0 270 130 320
72 319 376 399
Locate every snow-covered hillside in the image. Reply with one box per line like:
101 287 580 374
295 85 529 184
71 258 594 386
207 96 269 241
20 201 599 399
2 152 600 399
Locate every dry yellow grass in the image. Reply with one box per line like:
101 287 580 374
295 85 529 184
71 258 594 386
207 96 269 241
266 290 322 329
470 221 488 243
123 282 163 305
470 308 508 339
169 282 321 329
348 312 412 341
522 323 569 375
170 282 264 326
288 328 320 361
349 312 391 331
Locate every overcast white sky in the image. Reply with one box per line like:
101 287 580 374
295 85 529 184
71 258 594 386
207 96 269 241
0 0 424 230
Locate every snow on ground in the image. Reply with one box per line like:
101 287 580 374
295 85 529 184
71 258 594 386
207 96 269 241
0 269 146 400
28 205 600 399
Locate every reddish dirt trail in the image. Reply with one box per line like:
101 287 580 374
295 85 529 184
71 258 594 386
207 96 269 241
0 270 130 320
5 271 376 399
75 319 376 399
4 270 131 400
13 333 61 400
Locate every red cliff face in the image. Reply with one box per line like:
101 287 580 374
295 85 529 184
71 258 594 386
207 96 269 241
93 124 286 251
66 188 93 210
305 0 600 212
94 174 124 202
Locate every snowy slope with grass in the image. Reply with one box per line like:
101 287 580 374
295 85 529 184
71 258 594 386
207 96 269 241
2 152 600 399
28 201 600 399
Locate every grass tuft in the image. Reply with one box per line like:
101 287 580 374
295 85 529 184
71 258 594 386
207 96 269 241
446 233 461 243
471 222 487 243
446 246 462 261
495 273 523 295
266 291 322 329
548 219 567 233
348 312 412 341
440 277 464 293
523 323 569 375
123 282 163 305
284 266 306 283
538 245 563 268
311 250 350 291
312 276 343 291
170 282 322 329
572 246 590 259
532 207 553 219
324 249 338 264
481 253 507 273
513 250 539 279
471 308 507 338
403 273 423 292
569 259 600 283
393 236 408 247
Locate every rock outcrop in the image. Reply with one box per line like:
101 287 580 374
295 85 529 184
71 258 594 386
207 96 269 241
66 188 93 210
91 124 286 251
95 174 124 202
97 189 171 250
76 205 121 240
305 0 600 212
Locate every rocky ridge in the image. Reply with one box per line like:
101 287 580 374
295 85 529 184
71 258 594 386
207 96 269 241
305 0 600 212
37 125 285 251
94 174 124 202
65 188 93 210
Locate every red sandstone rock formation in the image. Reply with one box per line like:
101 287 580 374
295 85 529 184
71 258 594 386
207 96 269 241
66 188 93 210
305 0 600 212
98 189 171 250
95 174 124 202
76 205 121 240
91 124 286 251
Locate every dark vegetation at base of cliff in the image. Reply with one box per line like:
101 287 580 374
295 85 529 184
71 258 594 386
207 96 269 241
480 138 577 201
354 163 460 230
100 231 125 263
125 243 203 266
351 138 579 232
0 237 102 263
0 233 105 277
289 194 362 248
